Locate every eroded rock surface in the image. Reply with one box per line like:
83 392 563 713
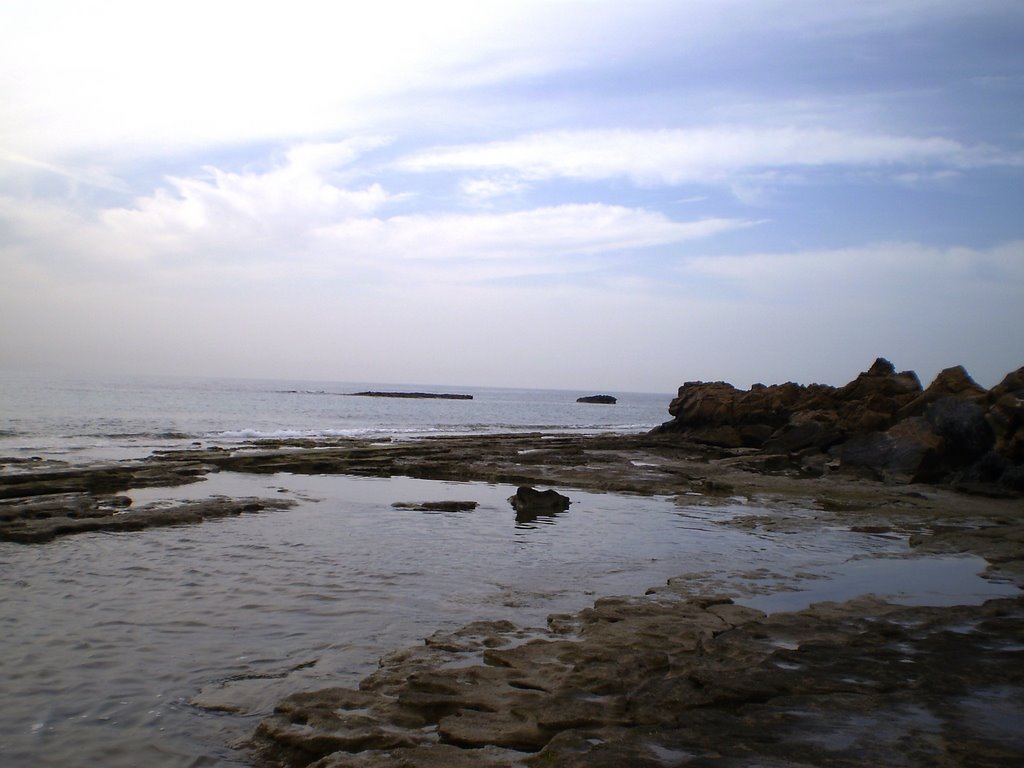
250 593 1024 767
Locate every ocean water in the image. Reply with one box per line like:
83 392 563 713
0 371 672 464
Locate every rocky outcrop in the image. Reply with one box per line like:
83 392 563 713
576 395 616 404
654 359 1024 491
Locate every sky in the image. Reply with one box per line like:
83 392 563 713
1 0 1022 393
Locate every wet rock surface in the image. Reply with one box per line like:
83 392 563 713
249 593 1024 767
0 494 296 543
3 424 1021 544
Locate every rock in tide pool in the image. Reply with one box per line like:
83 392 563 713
392 501 479 512
507 486 570 515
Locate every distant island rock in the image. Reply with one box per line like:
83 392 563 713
577 394 617 404
350 391 473 400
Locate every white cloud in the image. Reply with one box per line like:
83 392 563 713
458 176 529 202
396 128 1021 187
0 0 577 162
1 146 756 289
314 206 752 268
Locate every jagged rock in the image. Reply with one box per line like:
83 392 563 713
898 364 987 419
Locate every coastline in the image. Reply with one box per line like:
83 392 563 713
3 431 1023 766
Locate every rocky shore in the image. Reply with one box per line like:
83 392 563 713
251 593 1023 767
653 358 1024 494
2 359 1022 766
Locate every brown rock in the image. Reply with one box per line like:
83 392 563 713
508 487 570 515
987 367 1024 464
898 364 988 419
839 417 944 483
250 593 1024 768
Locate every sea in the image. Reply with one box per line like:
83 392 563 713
0 372 1017 767
0 371 673 464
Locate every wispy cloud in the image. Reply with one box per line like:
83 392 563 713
397 128 1021 187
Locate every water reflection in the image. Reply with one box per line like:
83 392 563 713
514 506 570 528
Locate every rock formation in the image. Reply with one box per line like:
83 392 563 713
350 392 473 400
576 395 617 404
653 358 1024 491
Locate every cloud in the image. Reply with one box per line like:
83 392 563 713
1 144 756 289
396 128 1021 188
314 206 753 271
458 176 529 202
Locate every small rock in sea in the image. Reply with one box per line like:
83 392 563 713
577 394 617 404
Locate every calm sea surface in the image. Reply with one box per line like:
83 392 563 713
0 372 673 464
0 373 1017 767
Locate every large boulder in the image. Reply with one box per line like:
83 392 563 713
838 418 944 483
925 397 994 468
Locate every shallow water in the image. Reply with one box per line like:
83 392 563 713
0 473 1016 767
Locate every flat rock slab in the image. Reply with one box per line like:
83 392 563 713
250 593 1024 767
349 392 473 400
0 495 296 543
392 501 479 512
